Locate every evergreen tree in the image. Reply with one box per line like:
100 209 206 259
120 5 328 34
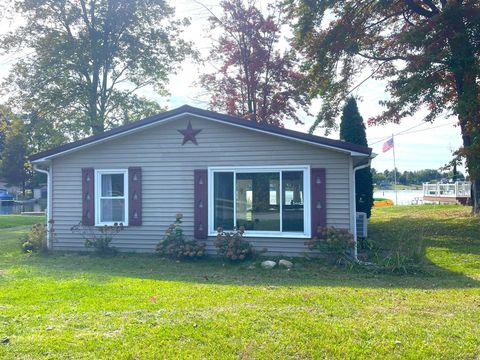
340 97 373 218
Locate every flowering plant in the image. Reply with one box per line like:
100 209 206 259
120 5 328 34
305 226 355 262
156 214 206 259
214 226 256 261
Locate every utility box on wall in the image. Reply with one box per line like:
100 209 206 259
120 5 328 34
356 212 368 238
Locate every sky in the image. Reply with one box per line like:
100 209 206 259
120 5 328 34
0 0 464 174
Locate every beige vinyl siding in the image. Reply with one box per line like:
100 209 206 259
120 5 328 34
51 114 352 256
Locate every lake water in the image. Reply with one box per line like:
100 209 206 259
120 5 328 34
374 190 424 206
0 200 47 215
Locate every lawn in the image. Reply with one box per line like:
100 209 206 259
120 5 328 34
0 206 479 359
0 215 46 229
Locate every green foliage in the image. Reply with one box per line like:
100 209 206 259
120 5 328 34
156 214 206 259
214 226 256 261
1 0 192 136
0 106 9 155
370 227 426 274
291 0 480 130
305 226 355 263
366 206 433 273
372 168 466 187
340 97 373 217
0 105 62 190
22 112 68 155
70 222 123 255
0 117 29 191
375 252 424 275
340 97 368 147
291 0 480 212
20 223 48 253
355 168 374 218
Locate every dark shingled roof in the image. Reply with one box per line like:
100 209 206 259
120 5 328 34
30 105 372 161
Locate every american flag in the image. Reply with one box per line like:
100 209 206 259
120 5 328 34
383 137 394 153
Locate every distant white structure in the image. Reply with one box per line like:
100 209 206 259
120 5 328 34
423 181 471 205
33 188 42 199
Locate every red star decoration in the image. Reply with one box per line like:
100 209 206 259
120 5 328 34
177 120 202 145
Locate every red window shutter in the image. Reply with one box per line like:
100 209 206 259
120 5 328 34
128 167 142 226
194 169 208 239
311 168 326 237
82 168 95 226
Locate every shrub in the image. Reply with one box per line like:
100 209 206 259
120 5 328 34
368 226 426 274
214 226 256 261
70 222 123 255
156 213 206 259
20 223 48 253
305 226 355 263
374 252 423 274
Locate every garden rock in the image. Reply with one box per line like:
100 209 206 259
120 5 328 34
261 260 276 269
279 259 293 269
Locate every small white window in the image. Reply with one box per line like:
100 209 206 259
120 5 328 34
95 169 128 226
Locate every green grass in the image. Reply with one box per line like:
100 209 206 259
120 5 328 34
374 184 422 191
0 215 46 229
0 206 479 359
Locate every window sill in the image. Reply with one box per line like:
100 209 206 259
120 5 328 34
208 231 310 239
95 223 128 227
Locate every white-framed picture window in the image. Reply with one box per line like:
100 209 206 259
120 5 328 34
208 166 310 238
95 169 128 226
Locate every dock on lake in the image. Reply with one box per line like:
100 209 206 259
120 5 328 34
423 181 471 205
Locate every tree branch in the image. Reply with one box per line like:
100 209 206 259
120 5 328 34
422 0 440 14
403 0 438 18
357 52 409 62
79 0 92 31
364 11 403 30
402 9 418 27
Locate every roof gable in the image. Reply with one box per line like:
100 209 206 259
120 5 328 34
30 105 372 162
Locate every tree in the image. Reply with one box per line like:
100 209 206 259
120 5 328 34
0 105 11 155
0 106 49 190
22 112 69 154
340 97 373 217
1 0 192 137
200 0 309 126
371 168 463 185
371 168 387 185
0 118 29 195
290 1 480 213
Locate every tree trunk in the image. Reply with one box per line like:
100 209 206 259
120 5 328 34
472 179 480 214
444 3 480 214
86 7 103 136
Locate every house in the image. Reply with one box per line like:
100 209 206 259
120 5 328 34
30 105 372 257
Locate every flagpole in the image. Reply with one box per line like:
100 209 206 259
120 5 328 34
392 133 398 205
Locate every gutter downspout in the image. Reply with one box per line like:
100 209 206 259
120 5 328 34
33 163 52 249
352 159 372 260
